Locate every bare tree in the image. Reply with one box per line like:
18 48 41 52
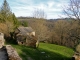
63 0 80 20
33 9 47 19
63 0 80 45
53 20 70 45
28 19 48 48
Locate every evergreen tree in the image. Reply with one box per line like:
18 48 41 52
0 0 20 33
12 13 20 29
0 0 20 27
0 0 12 22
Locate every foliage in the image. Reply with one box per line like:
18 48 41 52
29 19 48 40
12 13 21 29
21 21 28 27
0 23 9 36
48 20 80 48
10 43 74 60
0 0 20 29
0 0 21 40
0 0 12 22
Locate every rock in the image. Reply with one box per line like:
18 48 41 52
6 45 22 60
0 32 5 48
72 52 80 60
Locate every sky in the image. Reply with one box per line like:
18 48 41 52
0 0 69 19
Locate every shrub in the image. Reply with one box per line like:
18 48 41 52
0 23 9 36
21 21 28 27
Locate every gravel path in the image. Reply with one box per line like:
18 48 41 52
0 47 8 60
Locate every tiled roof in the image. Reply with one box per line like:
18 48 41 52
18 26 34 35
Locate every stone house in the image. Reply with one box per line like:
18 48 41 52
14 26 37 47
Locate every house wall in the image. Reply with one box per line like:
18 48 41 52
16 35 26 45
31 32 35 36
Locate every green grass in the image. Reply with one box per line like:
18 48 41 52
10 43 74 60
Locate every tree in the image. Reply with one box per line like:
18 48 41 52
0 0 20 40
0 0 12 22
63 0 80 20
0 0 13 35
53 20 70 45
63 0 80 45
0 0 20 29
33 9 47 19
29 19 48 48
12 13 20 29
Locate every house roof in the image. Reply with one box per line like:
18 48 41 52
18 26 34 35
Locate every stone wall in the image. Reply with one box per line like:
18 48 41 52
26 35 37 48
0 32 5 48
6 45 22 60
0 32 22 60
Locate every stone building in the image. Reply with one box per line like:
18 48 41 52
15 26 37 48
6 45 22 60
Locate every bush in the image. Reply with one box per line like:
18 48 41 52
0 23 15 41
0 23 9 36
21 21 28 27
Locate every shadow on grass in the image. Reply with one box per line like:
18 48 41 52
18 46 72 60
5 38 17 45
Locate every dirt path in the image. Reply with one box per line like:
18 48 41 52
0 47 8 60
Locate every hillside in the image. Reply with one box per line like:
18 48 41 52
11 43 74 60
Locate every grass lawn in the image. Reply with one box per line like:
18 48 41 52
10 43 74 60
